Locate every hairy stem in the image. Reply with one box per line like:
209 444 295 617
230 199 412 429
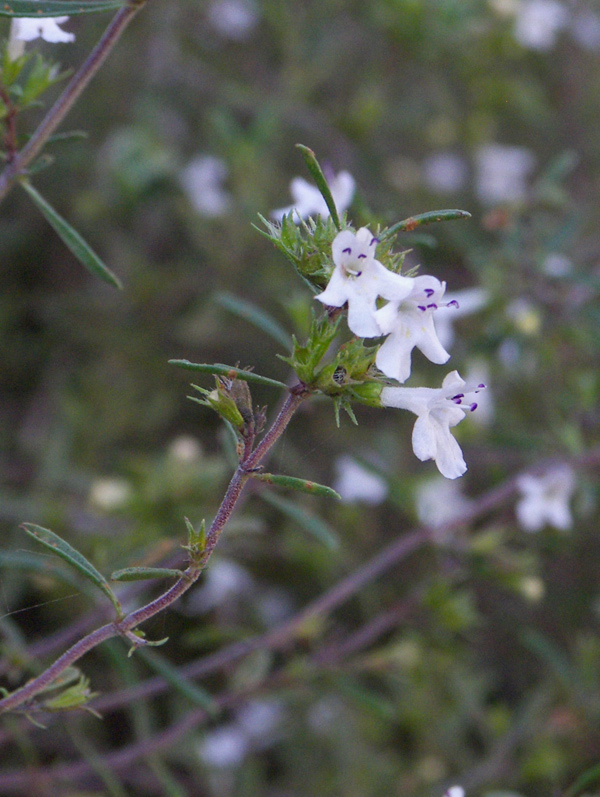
0 0 147 204
0 384 308 715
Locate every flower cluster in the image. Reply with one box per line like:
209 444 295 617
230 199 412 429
315 227 485 479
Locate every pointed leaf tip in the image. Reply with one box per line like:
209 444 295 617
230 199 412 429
20 181 122 289
21 523 121 614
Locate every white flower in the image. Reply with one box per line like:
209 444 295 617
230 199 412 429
8 17 74 59
207 0 259 41
514 0 568 50
333 455 388 504
516 465 575 532
316 227 414 338
271 171 355 222
475 144 536 205
422 152 468 193
381 371 485 479
434 287 488 350
198 724 249 768
180 155 231 218
374 275 451 383
443 788 465 797
89 477 131 511
416 477 472 528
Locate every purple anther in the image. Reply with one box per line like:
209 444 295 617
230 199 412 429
417 305 427 312
477 383 486 389
447 300 459 309
342 247 352 254
355 271 362 277
370 237 379 246
470 403 478 412
426 303 438 310
424 289 435 298
358 253 367 259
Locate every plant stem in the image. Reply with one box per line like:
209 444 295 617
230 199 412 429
0 0 147 204
0 384 309 716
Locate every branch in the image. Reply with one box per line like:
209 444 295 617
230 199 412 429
0 0 148 204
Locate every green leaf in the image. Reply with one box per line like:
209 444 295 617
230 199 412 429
19 180 122 289
564 762 600 797
260 492 339 550
214 291 293 349
110 567 185 582
380 209 472 239
20 523 122 615
168 360 287 389
254 472 341 500
0 0 127 17
296 144 342 230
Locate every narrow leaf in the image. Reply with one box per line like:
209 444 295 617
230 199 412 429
215 291 293 349
260 492 339 550
296 144 341 230
0 0 126 16
169 360 287 389
254 472 341 500
111 567 185 582
20 180 122 289
381 209 472 239
21 523 121 614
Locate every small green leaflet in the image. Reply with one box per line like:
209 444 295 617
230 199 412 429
381 209 472 240
253 472 341 501
169 360 287 389
20 180 122 289
296 144 342 230
0 0 127 17
21 523 122 615
111 567 185 582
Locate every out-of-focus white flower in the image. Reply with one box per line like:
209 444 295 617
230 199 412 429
507 297 541 335
570 10 600 50
191 559 253 612
316 227 414 338
206 0 259 40
416 477 472 528
443 787 466 797
8 16 74 60
89 477 131 512
475 144 536 205
542 252 573 277
382 371 485 479
514 0 568 50
434 287 488 350
374 275 451 383
198 724 249 768
271 171 355 223
167 435 203 463
180 155 231 217
237 699 283 744
516 465 576 532
423 152 468 193
333 455 388 504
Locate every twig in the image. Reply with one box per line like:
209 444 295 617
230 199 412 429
0 0 148 204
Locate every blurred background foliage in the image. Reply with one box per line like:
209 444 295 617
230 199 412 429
2 0 600 794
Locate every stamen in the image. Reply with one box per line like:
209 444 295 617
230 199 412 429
424 289 435 298
358 253 367 259
342 247 352 254
447 300 459 309
417 305 427 312
426 303 438 310
470 403 478 412
370 237 379 246
477 383 486 389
